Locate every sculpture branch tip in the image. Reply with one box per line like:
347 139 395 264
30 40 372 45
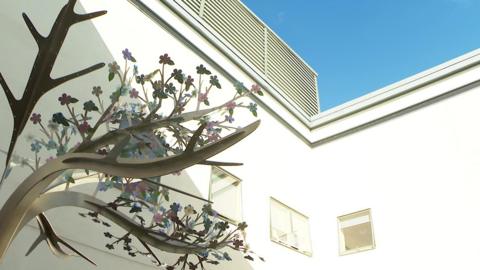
185 123 207 153
22 13 45 45
0 72 16 110
73 10 107 24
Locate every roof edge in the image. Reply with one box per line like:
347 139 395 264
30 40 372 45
309 49 480 128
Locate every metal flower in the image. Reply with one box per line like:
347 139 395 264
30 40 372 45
225 101 236 110
185 75 194 91
129 88 139 99
83 100 99 112
108 61 120 73
196 64 211 75
92 86 103 97
30 113 41 124
58 93 72 105
30 141 41 153
159 53 174 65
78 121 91 134
122 48 136 62
209 75 221 89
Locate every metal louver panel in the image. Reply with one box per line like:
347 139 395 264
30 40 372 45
203 0 265 71
177 0 320 117
267 30 319 116
181 0 201 14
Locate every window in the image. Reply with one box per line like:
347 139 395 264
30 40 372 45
337 209 375 255
270 198 312 255
209 167 242 223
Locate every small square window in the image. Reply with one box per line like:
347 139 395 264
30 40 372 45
337 209 375 255
270 198 312 255
209 167 242 223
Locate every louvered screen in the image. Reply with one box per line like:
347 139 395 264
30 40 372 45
181 0 201 14
177 0 320 117
203 0 265 72
266 30 319 116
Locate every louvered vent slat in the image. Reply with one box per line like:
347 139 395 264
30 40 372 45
181 0 201 14
267 31 318 114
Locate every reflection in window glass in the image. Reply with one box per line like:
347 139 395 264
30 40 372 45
209 167 242 223
337 209 375 255
270 198 312 255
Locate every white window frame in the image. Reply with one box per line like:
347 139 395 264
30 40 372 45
208 166 243 224
269 197 312 256
337 208 375 255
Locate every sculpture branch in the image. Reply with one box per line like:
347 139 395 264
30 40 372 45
32 213 96 265
0 120 259 261
73 10 108 24
185 123 207 153
138 239 162 266
0 73 16 111
3 0 107 167
48 63 106 91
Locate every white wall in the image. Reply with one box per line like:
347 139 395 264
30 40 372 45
1 0 480 270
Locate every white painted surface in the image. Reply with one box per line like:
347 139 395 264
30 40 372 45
1 1 480 270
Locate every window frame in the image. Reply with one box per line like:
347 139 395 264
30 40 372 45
208 166 243 225
269 197 313 256
337 208 376 256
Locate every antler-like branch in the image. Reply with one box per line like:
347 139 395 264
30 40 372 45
26 213 96 265
75 107 219 154
2 0 107 167
0 120 259 262
62 121 259 178
22 192 227 254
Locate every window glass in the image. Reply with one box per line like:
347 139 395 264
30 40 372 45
209 167 242 223
270 198 312 255
337 209 375 255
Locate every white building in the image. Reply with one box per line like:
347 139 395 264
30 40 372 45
1 0 480 269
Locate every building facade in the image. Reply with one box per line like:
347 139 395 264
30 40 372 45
1 0 480 269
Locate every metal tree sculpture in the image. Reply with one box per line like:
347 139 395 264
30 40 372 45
0 1 263 269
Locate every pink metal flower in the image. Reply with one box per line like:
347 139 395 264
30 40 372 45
251 84 261 94
58 93 72 105
225 101 236 110
208 133 221 142
129 88 139 98
78 121 91 134
206 121 218 130
199 93 208 102
153 212 164 223
30 113 41 124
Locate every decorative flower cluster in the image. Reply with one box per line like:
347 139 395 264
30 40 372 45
80 174 260 269
20 50 264 269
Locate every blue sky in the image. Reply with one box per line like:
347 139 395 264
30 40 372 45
242 0 480 111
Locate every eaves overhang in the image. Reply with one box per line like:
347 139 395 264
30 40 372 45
128 0 480 147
